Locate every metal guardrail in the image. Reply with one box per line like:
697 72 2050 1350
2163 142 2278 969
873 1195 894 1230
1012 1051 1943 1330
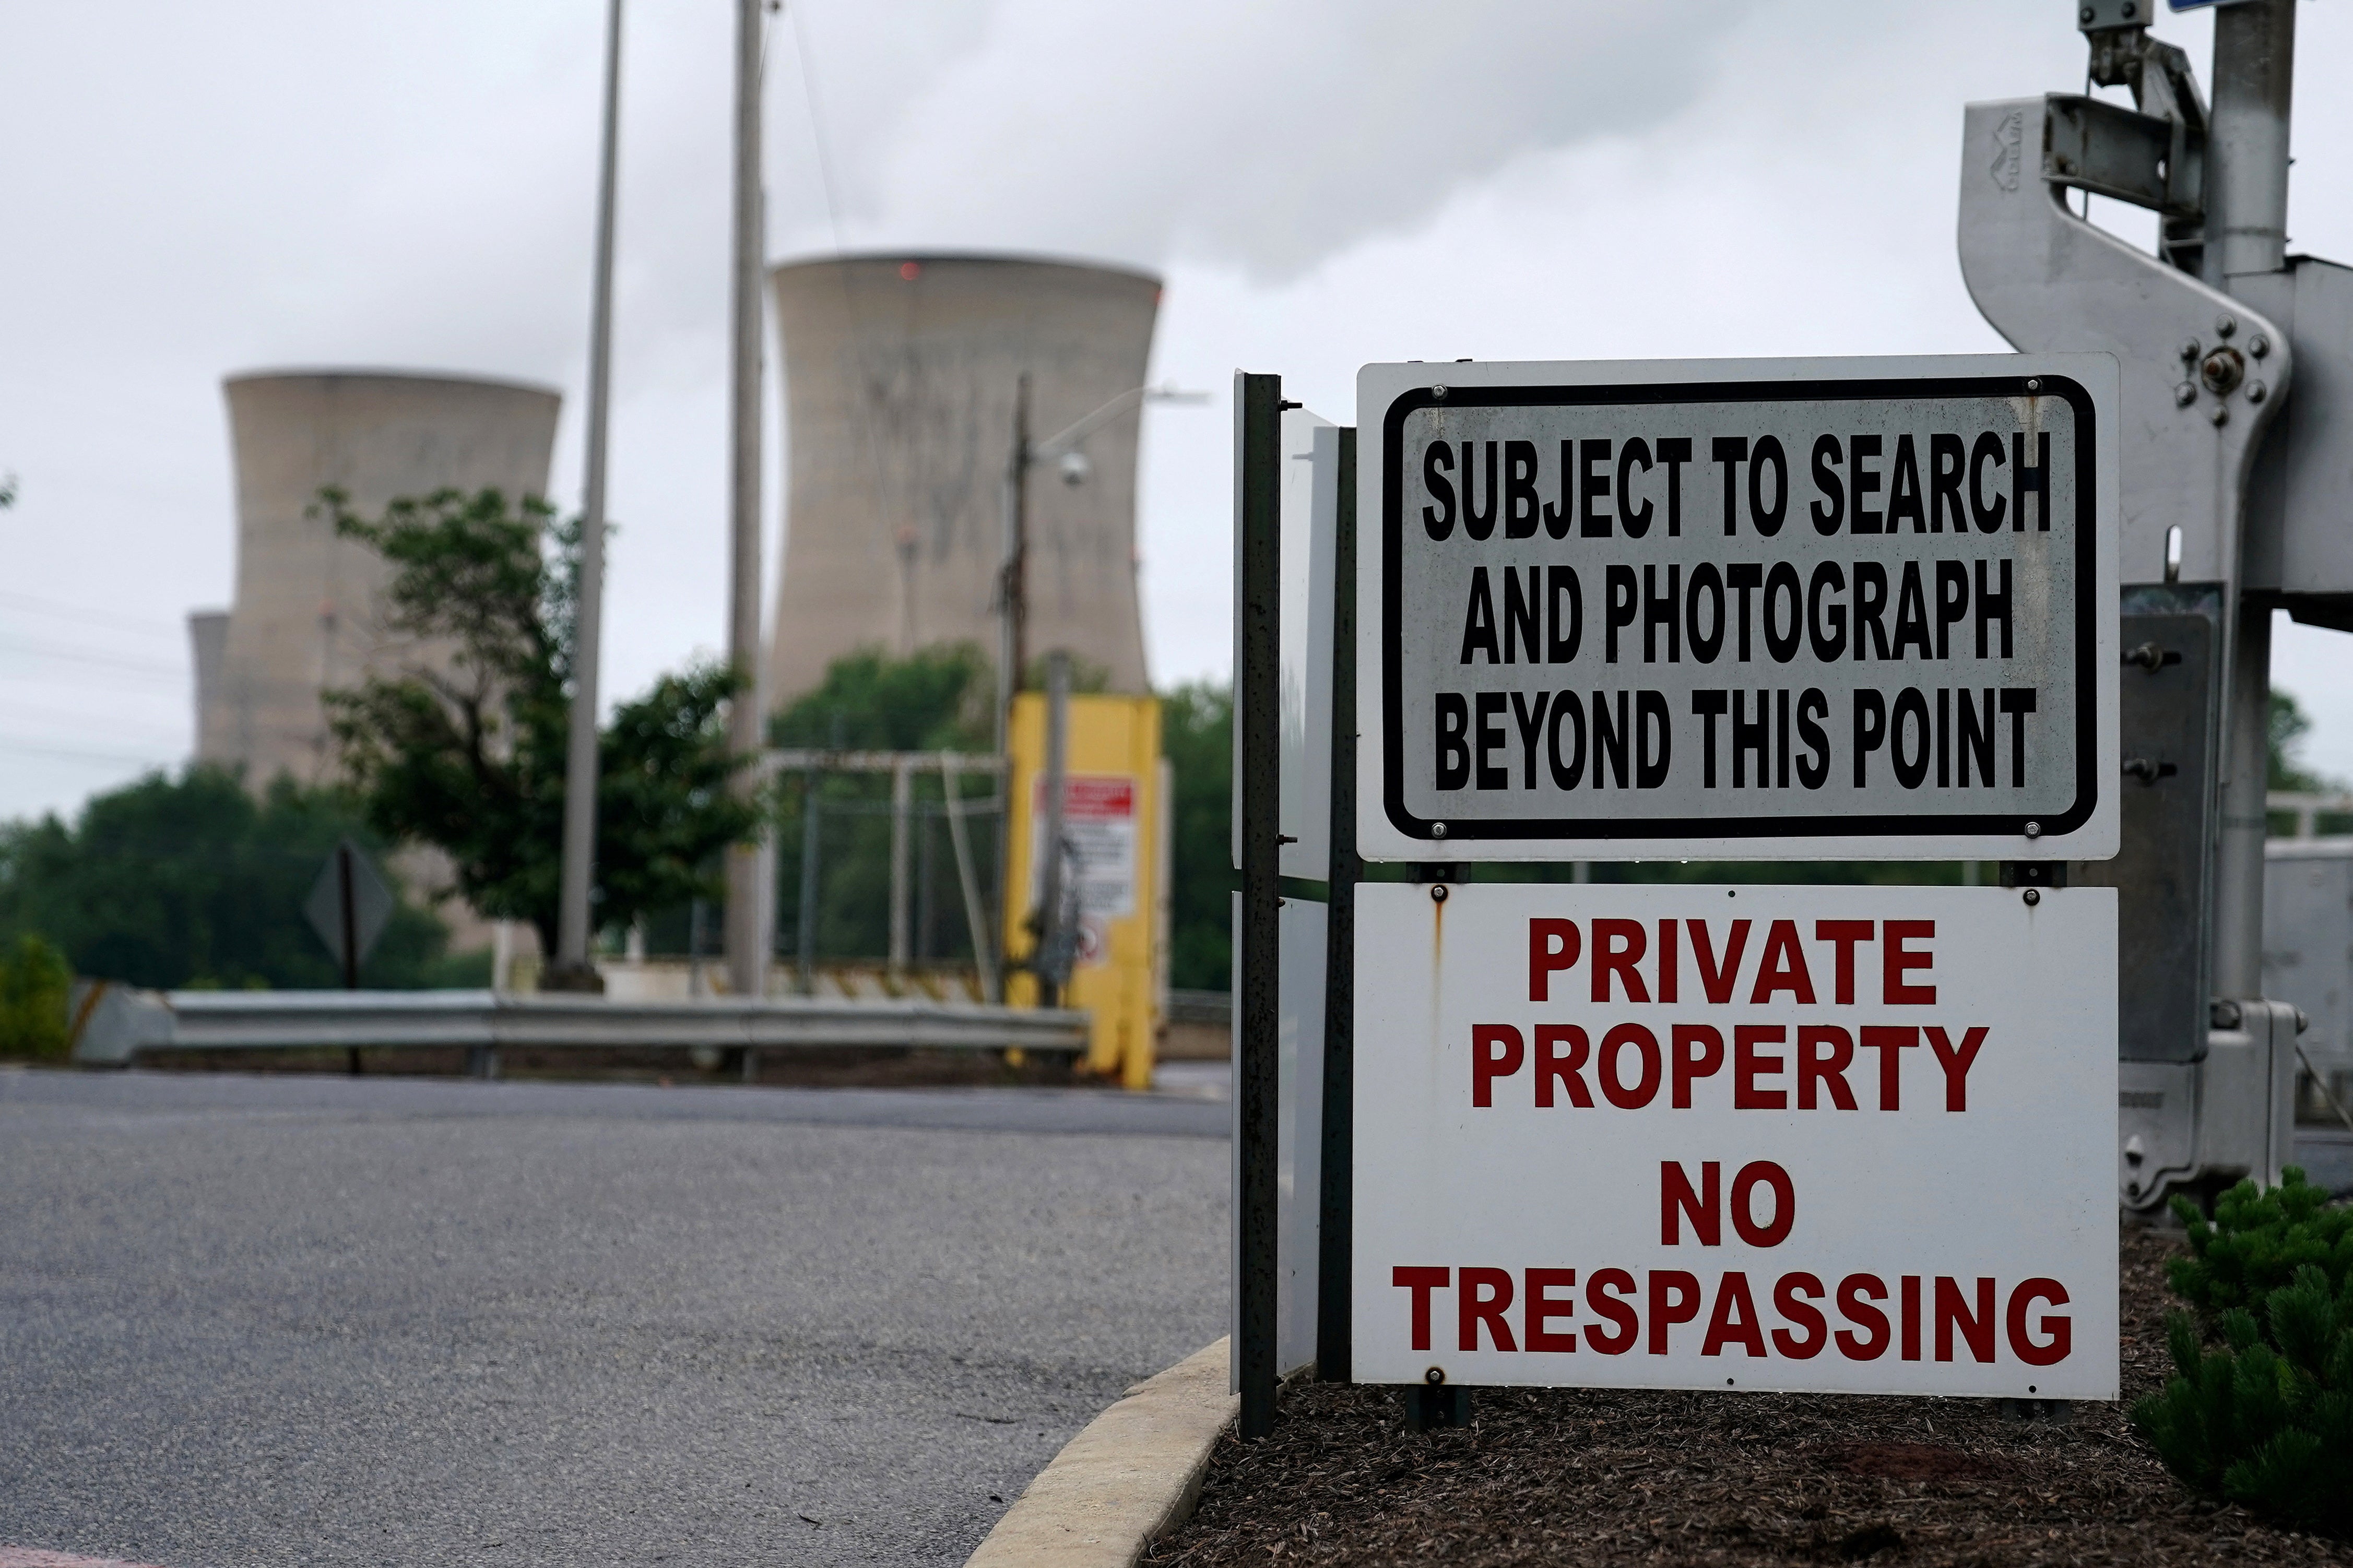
69 985 1088 1074
1165 989 1232 1027
2269 792 2353 840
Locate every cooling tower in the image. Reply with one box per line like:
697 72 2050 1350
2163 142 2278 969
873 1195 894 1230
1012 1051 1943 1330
195 370 562 785
766 253 1161 704
186 610 229 747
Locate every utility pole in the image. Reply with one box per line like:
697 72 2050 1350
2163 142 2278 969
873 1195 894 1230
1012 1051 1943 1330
722 0 770 1000
995 372 1033 762
991 373 1031 1003
990 378 1203 998
996 375 1208 744
993 378 1205 758
1033 650 1072 1007
551 0 625 994
2205 0 2296 1009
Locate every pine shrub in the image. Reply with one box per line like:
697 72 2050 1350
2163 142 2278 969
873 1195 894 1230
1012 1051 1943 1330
0 932 72 1059
2132 1168 2353 1535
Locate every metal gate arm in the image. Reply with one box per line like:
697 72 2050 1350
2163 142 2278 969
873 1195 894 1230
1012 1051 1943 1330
1957 97 2290 588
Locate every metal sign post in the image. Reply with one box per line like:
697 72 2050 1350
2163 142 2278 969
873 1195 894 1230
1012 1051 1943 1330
303 838 394 987
1315 428 1360 1386
1231 398 1346 1422
304 839 395 1074
1235 372 1284 1439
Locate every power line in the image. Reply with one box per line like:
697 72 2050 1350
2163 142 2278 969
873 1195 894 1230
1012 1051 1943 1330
783 1 846 254
0 734 179 767
0 633 184 679
0 702 186 744
0 589 187 640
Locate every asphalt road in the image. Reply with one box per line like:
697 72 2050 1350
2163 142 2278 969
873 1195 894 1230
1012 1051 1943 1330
8 1062 2343 1568
0 1069 1229 1568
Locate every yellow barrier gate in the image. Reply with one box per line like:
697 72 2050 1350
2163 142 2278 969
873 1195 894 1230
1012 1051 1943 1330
1003 692 1163 1089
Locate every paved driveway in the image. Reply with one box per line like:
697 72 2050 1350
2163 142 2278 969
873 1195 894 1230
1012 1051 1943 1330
0 1070 1228 1568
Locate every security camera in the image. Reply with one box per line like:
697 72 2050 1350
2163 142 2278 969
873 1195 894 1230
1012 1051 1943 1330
1058 450 1092 487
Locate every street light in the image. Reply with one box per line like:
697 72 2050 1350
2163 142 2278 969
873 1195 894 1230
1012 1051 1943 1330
993 380 1208 758
991 379 1207 1001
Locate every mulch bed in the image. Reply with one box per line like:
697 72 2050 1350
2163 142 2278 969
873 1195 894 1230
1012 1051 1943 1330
1147 1226 2353 1566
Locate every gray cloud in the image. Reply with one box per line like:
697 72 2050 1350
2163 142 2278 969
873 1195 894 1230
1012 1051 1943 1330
13 0 2353 821
782 0 1758 278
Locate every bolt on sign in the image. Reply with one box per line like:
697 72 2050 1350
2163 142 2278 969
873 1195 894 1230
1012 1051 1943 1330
1355 356 2120 861
1352 882 2118 1398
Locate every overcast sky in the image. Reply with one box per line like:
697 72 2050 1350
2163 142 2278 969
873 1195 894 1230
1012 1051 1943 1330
4 0 2352 824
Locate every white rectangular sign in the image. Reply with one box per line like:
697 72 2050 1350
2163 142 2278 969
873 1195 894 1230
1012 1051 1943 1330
1356 355 2120 862
1352 881 2118 1399
1031 774 1139 967
1231 399 1341 882
1229 893 1327 1386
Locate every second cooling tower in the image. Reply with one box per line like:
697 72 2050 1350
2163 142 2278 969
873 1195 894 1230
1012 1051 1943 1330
196 370 561 784
766 253 1161 703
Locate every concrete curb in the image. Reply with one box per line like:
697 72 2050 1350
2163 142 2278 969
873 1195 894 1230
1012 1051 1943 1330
965 1337 1233 1567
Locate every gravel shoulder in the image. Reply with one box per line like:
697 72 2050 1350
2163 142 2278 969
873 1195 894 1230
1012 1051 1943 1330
1148 1226 2353 1567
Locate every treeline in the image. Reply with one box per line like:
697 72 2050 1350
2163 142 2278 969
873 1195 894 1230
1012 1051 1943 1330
0 769 468 991
4 643 2324 1005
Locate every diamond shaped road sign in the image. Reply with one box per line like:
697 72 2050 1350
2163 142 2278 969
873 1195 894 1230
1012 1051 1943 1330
304 838 396 979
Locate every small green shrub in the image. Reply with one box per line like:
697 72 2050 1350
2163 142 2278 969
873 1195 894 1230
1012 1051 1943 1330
2132 1168 2353 1535
0 932 73 1059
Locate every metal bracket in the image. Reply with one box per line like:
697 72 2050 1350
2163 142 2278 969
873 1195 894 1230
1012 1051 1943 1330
1962 87 2296 1214
2044 96 2200 217
2076 0 2156 35
2121 998 2300 1209
1959 97 2291 588
1404 1383 1473 1431
2077 11 2209 268
2073 589 2222 1066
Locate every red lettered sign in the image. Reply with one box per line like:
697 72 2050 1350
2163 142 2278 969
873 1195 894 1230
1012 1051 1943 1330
1353 881 2116 1398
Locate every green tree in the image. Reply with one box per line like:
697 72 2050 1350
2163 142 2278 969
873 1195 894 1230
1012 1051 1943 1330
770 644 993 752
0 933 72 1057
755 650 1233 982
751 657 1248 990
1161 681 1233 992
2133 1169 2353 1535
2271 689 2333 793
0 767 455 990
318 487 760 956
766 645 998 965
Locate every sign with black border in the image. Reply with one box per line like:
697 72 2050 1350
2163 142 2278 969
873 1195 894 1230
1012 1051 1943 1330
1355 355 2119 863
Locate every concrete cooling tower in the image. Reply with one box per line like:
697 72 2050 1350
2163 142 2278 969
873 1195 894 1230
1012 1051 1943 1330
766 253 1161 704
193 370 561 785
